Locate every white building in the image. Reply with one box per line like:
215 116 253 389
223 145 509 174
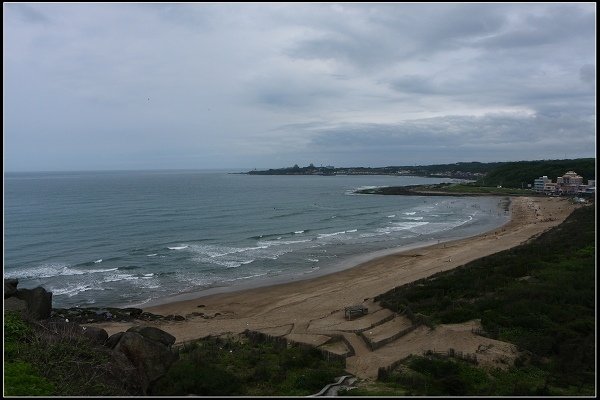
533 176 552 192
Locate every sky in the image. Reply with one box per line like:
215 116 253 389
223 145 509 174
3 2 596 172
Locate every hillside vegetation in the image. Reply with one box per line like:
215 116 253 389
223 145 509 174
371 204 595 396
476 158 595 188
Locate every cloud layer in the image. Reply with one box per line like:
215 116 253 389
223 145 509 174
4 3 596 171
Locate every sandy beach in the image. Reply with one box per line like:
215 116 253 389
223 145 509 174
92 196 577 379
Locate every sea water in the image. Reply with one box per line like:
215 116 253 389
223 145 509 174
4 170 510 308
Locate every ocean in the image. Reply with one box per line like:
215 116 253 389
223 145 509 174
4 170 510 309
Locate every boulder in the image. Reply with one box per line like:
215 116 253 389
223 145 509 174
4 278 19 298
105 331 125 349
15 287 53 320
81 326 109 344
4 296 27 314
113 331 178 393
126 326 176 346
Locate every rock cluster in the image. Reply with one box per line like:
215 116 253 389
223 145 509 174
4 279 179 395
4 278 52 319
51 306 186 324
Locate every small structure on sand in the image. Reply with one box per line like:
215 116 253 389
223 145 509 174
344 305 368 320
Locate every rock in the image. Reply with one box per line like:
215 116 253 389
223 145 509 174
81 326 109 344
4 296 27 314
126 326 176 346
113 331 178 393
15 287 53 320
123 307 143 317
106 332 125 349
4 279 19 299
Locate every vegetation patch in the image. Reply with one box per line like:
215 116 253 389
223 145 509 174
372 205 595 396
3 311 140 396
149 335 346 396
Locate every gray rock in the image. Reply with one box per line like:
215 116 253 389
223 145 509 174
81 326 109 344
15 287 53 320
113 331 178 393
105 332 125 349
4 279 19 299
4 296 27 314
126 326 176 346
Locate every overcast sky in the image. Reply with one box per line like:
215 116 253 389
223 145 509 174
3 3 596 171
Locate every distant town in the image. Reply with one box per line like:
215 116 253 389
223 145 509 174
533 171 595 196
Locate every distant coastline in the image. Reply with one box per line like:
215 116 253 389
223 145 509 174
244 163 487 180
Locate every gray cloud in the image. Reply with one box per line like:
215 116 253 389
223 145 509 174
3 3 596 171
580 64 596 85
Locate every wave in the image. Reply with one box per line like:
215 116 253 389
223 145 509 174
375 221 430 235
403 212 417 215
318 231 347 239
146 253 158 257
168 245 189 250
51 284 95 297
76 256 121 267
210 259 255 269
4 264 119 279
258 239 311 247
103 273 139 283
189 241 302 268
250 229 310 240
387 215 396 218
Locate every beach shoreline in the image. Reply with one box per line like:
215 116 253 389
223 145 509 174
138 196 511 309
90 196 577 377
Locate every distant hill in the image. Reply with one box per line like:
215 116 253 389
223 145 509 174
247 161 505 179
476 158 596 188
246 159 596 187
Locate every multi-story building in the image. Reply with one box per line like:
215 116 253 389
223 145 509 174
533 176 552 192
557 171 585 194
533 171 593 195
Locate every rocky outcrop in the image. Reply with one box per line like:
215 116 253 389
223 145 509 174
50 307 185 324
4 279 178 394
4 297 28 313
4 278 19 298
4 279 52 320
126 326 176 346
111 327 179 394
